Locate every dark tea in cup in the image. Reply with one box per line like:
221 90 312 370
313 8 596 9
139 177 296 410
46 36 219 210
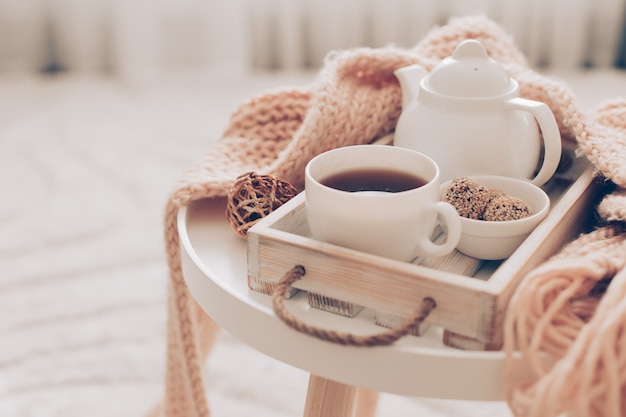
320 168 428 193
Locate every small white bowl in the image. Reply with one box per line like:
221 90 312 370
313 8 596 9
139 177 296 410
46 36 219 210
441 175 550 260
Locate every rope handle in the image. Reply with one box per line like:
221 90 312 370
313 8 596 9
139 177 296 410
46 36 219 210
271 265 437 347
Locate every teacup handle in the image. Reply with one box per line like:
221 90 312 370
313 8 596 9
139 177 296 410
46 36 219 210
503 97 562 186
415 202 461 258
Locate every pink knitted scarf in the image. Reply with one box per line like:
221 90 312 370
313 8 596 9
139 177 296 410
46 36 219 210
154 16 626 417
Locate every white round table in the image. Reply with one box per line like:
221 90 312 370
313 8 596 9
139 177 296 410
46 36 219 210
178 197 529 416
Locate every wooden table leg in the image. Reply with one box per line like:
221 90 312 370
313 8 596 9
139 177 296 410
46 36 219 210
304 374 358 417
355 388 379 417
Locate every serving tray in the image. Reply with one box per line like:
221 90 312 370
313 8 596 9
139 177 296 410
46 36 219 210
246 152 607 350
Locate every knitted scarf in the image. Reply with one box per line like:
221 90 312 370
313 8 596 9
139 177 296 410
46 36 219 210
153 15 626 417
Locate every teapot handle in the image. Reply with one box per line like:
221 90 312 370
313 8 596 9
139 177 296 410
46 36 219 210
503 98 562 186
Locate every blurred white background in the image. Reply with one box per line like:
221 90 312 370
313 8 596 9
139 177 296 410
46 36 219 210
1 0 625 82
2 2 626 417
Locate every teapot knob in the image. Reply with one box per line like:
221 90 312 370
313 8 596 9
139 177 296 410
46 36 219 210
425 39 513 97
452 39 489 59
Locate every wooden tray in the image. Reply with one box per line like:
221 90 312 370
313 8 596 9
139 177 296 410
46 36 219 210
246 161 607 350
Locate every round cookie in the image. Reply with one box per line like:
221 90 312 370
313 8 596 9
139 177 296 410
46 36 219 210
483 194 532 221
443 177 504 220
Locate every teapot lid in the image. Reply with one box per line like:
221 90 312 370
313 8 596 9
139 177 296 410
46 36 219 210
425 40 513 97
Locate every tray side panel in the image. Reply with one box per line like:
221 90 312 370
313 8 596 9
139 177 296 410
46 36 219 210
474 168 608 346
253 228 495 340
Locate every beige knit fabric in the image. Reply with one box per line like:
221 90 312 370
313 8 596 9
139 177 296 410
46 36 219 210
157 16 626 417
504 225 626 417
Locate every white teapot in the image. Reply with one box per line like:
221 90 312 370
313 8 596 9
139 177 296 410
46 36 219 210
394 40 561 186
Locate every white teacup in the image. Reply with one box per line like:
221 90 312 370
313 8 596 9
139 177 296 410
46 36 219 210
305 145 461 261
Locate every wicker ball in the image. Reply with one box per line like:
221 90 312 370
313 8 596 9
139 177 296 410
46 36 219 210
226 172 298 237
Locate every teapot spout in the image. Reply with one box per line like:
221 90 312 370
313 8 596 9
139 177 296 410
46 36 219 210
394 64 427 109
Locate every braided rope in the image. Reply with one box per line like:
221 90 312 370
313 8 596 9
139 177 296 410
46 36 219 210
271 266 436 347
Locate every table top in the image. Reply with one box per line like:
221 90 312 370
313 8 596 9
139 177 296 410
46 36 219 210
179 197 533 401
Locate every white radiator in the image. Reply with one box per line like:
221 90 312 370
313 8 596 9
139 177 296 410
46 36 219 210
0 0 624 78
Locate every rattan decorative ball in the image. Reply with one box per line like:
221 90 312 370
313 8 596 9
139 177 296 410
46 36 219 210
226 172 298 237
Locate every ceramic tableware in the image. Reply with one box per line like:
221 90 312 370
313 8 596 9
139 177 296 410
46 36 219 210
442 175 550 260
394 40 562 186
305 145 461 261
